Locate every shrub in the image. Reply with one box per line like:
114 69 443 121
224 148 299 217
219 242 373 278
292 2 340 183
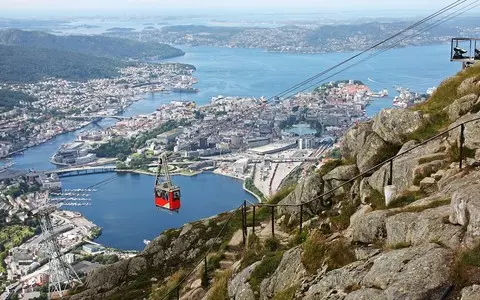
208 270 231 300
330 201 358 230
325 240 356 270
301 232 327 274
453 243 480 288
249 251 284 297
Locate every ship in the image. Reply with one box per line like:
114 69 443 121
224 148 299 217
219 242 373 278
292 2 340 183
171 87 199 93
367 88 389 98
143 239 151 245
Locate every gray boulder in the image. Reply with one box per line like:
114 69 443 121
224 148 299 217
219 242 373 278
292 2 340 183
448 112 480 150
372 109 424 145
350 210 388 244
362 243 453 300
303 260 372 300
369 139 444 194
345 288 387 300
228 261 260 300
449 183 480 247
323 165 358 195
386 205 462 249
277 173 324 216
461 285 480 300
447 93 479 121
260 247 305 299
356 133 391 173
341 121 373 162
457 76 480 95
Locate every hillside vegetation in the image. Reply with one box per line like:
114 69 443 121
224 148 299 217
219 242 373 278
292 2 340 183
70 65 480 300
0 44 123 83
0 89 37 111
0 29 184 60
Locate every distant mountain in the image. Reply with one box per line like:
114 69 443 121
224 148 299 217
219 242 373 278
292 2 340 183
0 29 184 60
0 44 123 83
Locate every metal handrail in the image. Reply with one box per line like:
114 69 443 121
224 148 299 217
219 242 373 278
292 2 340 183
256 115 480 208
160 114 480 299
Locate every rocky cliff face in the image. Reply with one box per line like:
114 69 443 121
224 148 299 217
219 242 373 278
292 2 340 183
72 64 480 300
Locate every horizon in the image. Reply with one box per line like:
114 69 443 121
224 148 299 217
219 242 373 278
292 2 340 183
2 0 478 18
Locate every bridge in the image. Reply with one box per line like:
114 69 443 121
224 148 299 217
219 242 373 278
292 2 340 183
45 166 117 177
67 115 131 121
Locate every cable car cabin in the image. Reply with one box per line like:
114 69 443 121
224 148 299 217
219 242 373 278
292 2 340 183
451 38 480 62
155 183 181 211
154 154 181 211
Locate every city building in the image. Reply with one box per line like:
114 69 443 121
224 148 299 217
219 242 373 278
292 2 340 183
299 136 314 150
82 244 104 254
233 158 249 173
246 137 270 148
230 134 243 149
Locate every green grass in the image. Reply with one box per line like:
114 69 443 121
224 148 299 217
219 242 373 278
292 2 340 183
387 198 451 216
453 243 480 288
330 201 358 230
149 269 186 300
409 64 480 141
207 270 231 300
387 190 426 209
301 232 327 274
369 189 386 210
301 232 355 274
249 251 284 298
273 285 299 300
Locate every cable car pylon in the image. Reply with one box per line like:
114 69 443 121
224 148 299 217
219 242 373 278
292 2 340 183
154 153 181 211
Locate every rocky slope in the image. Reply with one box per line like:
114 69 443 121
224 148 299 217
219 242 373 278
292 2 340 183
71 63 480 300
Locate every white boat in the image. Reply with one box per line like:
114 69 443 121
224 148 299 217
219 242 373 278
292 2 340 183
143 239 151 245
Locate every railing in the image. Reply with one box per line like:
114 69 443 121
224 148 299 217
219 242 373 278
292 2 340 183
161 115 480 299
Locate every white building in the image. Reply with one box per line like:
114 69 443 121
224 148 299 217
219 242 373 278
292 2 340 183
233 158 249 173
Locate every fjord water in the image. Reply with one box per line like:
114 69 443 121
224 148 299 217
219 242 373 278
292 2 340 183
11 44 458 250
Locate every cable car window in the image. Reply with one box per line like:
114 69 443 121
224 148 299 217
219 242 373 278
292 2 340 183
173 191 180 200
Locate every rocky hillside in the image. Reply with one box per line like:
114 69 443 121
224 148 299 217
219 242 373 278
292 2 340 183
70 63 480 300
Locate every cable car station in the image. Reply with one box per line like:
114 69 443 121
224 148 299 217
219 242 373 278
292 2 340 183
450 37 480 69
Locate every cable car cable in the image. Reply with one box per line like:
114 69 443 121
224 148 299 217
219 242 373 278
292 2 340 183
286 0 480 97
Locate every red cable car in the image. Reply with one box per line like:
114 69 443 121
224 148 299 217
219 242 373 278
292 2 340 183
154 154 181 211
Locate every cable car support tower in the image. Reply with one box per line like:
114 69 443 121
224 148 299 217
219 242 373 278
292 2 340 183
37 202 82 299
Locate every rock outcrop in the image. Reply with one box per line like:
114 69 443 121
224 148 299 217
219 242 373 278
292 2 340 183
450 183 480 247
228 262 260 300
260 247 306 299
385 205 462 249
372 109 424 145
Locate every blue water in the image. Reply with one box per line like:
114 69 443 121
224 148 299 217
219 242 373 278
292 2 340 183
9 44 459 250
61 173 252 250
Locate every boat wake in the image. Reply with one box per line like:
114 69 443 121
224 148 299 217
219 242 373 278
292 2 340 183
368 77 378 83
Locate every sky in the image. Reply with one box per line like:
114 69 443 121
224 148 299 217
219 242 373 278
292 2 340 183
0 0 464 17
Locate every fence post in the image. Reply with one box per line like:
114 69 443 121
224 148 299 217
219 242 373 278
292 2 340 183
299 204 303 234
204 256 208 287
241 202 246 245
388 159 393 186
460 124 465 169
271 206 275 237
252 206 256 235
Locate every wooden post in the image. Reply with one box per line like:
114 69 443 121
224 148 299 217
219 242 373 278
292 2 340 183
460 124 465 169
